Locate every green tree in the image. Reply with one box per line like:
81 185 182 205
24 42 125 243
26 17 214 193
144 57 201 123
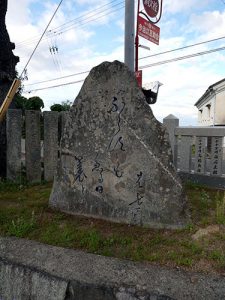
50 100 71 112
14 93 28 114
25 96 44 110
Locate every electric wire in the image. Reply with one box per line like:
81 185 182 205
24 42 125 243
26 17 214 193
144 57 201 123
50 1 124 34
25 79 85 93
140 45 225 69
16 4 125 50
25 70 90 86
16 0 121 46
19 0 64 79
139 35 225 60
24 45 225 93
24 35 225 87
16 1 124 50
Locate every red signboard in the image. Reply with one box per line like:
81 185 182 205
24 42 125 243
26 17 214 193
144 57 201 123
143 0 159 18
135 70 142 87
138 15 160 45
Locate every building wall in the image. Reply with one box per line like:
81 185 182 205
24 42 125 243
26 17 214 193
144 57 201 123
215 89 225 125
197 95 215 126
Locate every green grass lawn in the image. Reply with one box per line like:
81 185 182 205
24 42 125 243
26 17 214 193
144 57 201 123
0 180 224 274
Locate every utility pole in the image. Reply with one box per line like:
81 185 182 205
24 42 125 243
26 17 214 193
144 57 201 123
124 0 135 72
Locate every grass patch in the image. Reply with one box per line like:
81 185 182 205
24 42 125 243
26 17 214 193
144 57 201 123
0 181 224 273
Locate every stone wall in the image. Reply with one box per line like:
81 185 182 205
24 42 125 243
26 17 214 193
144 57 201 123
0 237 225 300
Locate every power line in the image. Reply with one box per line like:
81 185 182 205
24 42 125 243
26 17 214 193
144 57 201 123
16 1 124 50
24 45 225 93
24 35 225 87
140 46 225 69
16 0 120 46
16 4 125 50
24 79 85 93
139 35 225 60
50 0 124 34
25 70 90 86
19 0 64 79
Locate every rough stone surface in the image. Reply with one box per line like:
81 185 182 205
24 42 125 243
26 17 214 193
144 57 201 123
25 110 41 183
49 60 189 229
6 109 22 181
43 111 59 181
0 237 225 300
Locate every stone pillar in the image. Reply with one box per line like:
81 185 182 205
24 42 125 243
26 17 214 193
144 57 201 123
163 114 179 162
43 111 59 181
210 137 223 176
179 136 192 172
194 137 207 174
6 109 22 181
25 110 41 183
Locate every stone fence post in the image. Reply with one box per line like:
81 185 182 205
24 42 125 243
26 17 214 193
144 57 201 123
43 111 59 181
6 109 22 181
25 110 41 183
163 114 179 164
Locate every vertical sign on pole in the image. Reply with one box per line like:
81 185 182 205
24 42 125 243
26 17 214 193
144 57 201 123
135 0 163 87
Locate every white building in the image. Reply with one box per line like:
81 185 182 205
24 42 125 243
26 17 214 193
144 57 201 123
195 78 225 126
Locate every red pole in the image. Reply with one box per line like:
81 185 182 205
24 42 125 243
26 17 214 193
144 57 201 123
135 0 141 72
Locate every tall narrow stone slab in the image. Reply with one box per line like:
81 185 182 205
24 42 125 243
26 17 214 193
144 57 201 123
6 109 22 181
210 137 223 176
49 61 189 229
25 110 41 183
179 136 192 172
194 137 207 174
43 111 59 181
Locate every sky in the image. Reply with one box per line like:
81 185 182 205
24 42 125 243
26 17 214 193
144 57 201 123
6 0 225 125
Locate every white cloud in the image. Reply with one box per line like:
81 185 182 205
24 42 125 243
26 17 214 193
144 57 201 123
163 0 211 15
5 0 225 126
186 9 225 38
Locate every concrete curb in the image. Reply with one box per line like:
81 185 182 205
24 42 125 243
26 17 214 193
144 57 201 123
0 237 225 299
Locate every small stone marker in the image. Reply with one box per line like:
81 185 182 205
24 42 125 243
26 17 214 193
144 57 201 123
49 61 189 228
210 137 223 176
195 137 207 174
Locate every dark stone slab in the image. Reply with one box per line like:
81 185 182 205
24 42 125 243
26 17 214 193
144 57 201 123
49 61 189 229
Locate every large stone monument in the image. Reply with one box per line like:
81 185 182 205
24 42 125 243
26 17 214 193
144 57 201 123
49 61 189 228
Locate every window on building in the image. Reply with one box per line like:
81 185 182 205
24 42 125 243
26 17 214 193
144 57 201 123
206 104 211 119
